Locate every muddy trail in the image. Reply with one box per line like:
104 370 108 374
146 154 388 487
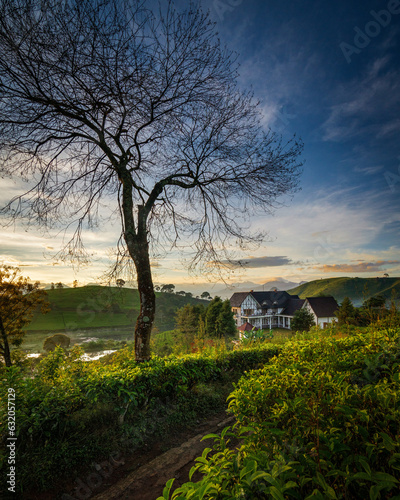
92 413 235 500
25 411 235 500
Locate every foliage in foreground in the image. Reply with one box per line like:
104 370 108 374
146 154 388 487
160 326 400 499
0 342 281 495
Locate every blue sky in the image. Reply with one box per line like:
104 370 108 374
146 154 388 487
1 0 399 287
195 0 400 284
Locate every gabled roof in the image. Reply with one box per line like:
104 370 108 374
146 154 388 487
250 290 291 308
238 322 258 331
281 298 305 316
230 292 250 307
230 290 300 308
305 297 339 318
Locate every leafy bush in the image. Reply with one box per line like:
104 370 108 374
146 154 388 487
159 326 400 499
0 340 281 494
240 327 274 345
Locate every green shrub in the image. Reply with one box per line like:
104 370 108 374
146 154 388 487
159 327 400 499
0 338 283 495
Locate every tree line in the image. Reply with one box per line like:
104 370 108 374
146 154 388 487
335 294 399 326
175 297 236 340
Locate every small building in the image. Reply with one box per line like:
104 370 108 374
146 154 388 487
238 321 259 333
237 321 259 339
230 290 338 330
302 297 339 328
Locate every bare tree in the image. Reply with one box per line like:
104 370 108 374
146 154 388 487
0 0 302 361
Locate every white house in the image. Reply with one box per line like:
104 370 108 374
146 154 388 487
230 290 338 331
302 297 339 328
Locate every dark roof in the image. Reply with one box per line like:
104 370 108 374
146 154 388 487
230 290 300 308
250 290 291 308
281 298 305 316
230 292 250 307
238 322 258 331
305 297 339 318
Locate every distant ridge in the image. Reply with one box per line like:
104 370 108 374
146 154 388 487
288 277 400 306
215 278 303 299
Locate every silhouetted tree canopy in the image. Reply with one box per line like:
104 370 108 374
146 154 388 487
0 0 302 360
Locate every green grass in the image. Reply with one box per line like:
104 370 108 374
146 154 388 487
22 285 208 352
22 327 134 352
270 327 292 341
288 276 400 306
26 285 207 331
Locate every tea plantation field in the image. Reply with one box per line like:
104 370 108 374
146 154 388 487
161 326 400 499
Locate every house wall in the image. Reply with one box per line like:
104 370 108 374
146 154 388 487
302 301 318 324
232 294 294 330
302 301 335 328
241 295 260 316
232 307 241 327
317 316 336 328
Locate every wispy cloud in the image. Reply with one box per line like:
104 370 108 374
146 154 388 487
219 255 298 269
353 165 384 175
322 57 400 142
314 260 400 273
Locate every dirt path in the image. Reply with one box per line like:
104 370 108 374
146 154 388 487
31 412 236 500
91 414 235 500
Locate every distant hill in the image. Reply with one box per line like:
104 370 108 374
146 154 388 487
288 277 400 306
215 278 304 299
26 285 207 333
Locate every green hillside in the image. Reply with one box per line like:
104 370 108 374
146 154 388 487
26 285 207 333
288 277 400 306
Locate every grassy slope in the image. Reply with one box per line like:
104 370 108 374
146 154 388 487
26 285 207 333
288 276 400 306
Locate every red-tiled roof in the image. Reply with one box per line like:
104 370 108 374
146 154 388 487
238 322 258 331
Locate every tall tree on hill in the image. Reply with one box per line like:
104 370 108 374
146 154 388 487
0 267 49 367
204 297 236 338
215 300 237 338
335 296 358 326
116 278 126 288
205 297 223 338
291 308 315 332
362 295 387 323
175 303 205 337
0 0 302 361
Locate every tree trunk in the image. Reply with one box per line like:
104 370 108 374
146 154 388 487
126 231 155 362
0 315 12 367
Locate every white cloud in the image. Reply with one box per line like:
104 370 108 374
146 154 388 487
247 187 395 273
322 57 400 142
353 165 384 175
